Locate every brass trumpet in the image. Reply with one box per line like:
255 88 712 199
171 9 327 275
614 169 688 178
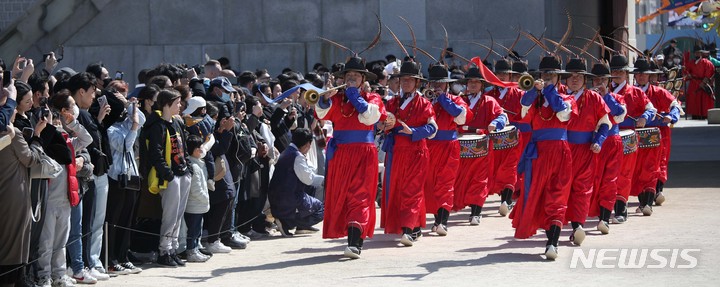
423 89 438 100
304 84 347 105
518 74 535 91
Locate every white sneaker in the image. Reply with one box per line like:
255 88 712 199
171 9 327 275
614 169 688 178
186 248 210 262
37 276 52 287
545 245 558 260
597 221 610 235
120 262 142 274
571 226 586 246
499 202 509 217
88 268 109 281
400 234 414 247
642 205 653 216
52 275 76 287
232 231 251 243
204 240 232 253
655 192 666 206
108 264 131 275
469 216 481 226
344 246 361 259
72 268 98 284
432 224 448 236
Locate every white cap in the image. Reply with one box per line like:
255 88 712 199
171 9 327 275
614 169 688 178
183 96 207 116
655 54 664 61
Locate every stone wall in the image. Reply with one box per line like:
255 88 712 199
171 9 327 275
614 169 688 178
1 0 607 86
0 0 39 32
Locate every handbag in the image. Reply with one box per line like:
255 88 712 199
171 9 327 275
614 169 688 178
118 147 141 191
30 144 63 179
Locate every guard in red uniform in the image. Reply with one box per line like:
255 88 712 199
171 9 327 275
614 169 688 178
684 45 715 119
316 56 387 259
610 55 656 222
454 67 507 225
510 56 576 260
630 57 664 216
588 62 627 235
486 59 525 216
646 64 680 206
423 64 471 236
563 58 611 246
381 61 437 247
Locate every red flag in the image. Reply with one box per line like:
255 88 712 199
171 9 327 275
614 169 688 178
470 56 518 88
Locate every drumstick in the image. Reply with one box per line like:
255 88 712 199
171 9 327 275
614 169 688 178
503 109 518 116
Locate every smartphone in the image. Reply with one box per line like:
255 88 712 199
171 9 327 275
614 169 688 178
22 127 34 139
115 71 123 80
97 95 108 108
2 71 11 87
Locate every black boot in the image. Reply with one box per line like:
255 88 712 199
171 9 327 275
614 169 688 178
599 207 611 223
656 180 664 193
597 207 611 234
344 226 363 258
412 227 422 240
501 188 514 204
438 208 450 226
547 224 561 247
614 200 627 223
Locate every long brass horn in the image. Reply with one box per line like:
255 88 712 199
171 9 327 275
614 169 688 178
518 74 535 91
304 84 347 105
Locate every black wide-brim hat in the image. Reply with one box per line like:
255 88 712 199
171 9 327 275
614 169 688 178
609 54 633 71
333 56 378 81
458 67 488 84
510 61 528 74
427 64 456 83
631 57 662 74
590 63 620 78
494 59 512 74
393 60 426 81
538 56 568 74
563 58 593 77
693 44 708 53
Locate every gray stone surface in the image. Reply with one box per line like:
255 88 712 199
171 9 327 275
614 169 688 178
66 0 150 46
149 0 224 45
321 0 380 42
380 0 427 42
223 0 264 43
262 0 321 43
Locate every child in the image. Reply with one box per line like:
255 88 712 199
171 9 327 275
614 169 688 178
184 135 211 262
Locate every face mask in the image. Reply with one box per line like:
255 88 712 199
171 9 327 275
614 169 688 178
221 92 231 102
72 104 80 120
673 58 681 64
451 84 465 94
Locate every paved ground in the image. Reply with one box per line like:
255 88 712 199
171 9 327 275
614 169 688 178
106 118 720 286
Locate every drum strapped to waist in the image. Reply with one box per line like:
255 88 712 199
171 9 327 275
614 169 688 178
458 134 489 158
620 129 638 155
489 125 519 150
636 127 661 149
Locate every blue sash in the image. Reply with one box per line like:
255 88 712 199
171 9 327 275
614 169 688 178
567 131 593 144
516 128 568 211
510 122 532 133
429 130 458 141
326 130 374 162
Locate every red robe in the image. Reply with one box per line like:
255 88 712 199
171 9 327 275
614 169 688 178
685 57 715 117
646 85 678 184
565 88 610 224
510 87 577 239
487 87 525 195
318 91 386 239
615 82 651 203
589 92 625 217
453 93 503 211
424 94 472 213
381 92 435 234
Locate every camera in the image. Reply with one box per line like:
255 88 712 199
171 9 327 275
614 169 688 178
1 70 11 87
115 71 124 80
376 86 387 97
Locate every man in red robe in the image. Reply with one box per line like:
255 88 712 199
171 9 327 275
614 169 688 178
640 59 681 206
486 59 525 216
610 55 656 222
509 61 533 203
510 56 576 260
316 56 386 259
381 61 437 247
684 45 715 119
563 58 611 246
588 62 627 235
423 64 471 236
454 67 507 226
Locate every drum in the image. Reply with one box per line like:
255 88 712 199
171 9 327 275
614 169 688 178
663 81 674 91
458 134 489 158
673 79 683 90
489 125 519 150
636 127 661 149
620 129 638 155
